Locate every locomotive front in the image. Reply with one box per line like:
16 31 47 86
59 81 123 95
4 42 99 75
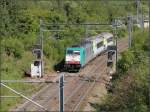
65 47 82 71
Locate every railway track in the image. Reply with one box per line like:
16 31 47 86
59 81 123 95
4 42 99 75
64 55 107 111
38 54 107 111
13 37 128 111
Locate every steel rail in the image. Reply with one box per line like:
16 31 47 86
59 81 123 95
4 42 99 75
73 37 128 111
38 75 82 111
64 64 99 104
73 80 96 111
73 37 129 111
64 60 105 105
64 78 89 104
64 75 92 105
64 56 106 109
37 86 59 106
73 71 106 111
13 83 55 111
0 83 48 111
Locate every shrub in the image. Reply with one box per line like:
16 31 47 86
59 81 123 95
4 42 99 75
2 38 24 59
118 50 134 73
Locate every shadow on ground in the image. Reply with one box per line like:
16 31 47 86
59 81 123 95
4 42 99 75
53 59 79 73
53 59 66 72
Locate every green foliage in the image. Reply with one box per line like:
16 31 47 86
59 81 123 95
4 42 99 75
0 0 28 36
96 30 149 112
118 50 134 73
2 38 24 59
117 27 127 38
17 10 39 34
47 10 67 23
21 32 37 50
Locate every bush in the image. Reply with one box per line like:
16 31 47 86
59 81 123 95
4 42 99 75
2 38 24 59
96 30 149 112
118 50 134 73
117 27 127 38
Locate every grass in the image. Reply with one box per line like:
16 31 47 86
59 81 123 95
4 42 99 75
0 51 46 111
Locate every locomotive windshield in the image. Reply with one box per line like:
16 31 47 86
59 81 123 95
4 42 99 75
67 50 80 55
67 50 73 54
74 51 80 55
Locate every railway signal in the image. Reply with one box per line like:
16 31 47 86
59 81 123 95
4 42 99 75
32 47 41 59
107 51 115 67
107 45 117 75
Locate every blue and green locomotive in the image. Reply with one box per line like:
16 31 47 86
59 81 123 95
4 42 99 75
64 32 114 71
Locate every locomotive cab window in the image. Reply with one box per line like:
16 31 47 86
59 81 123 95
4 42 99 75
97 41 103 48
67 50 73 54
74 51 80 55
